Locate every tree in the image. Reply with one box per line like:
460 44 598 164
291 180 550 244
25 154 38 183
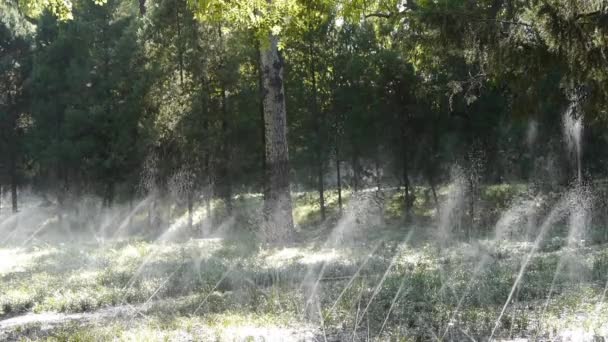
0 3 32 213
28 0 148 221
187 0 297 242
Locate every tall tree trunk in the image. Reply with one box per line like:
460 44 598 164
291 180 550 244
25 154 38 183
400 116 411 220
309 40 325 221
374 152 381 193
257 41 268 199
219 85 233 214
402 153 410 219
331 62 343 215
219 25 232 215
187 190 193 230
351 141 360 192
199 72 212 231
104 181 114 208
9 151 17 213
175 2 184 86
259 33 294 243
7 91 18 213
428 172 439 215
128 196 134 231
336 143 343 215
204 88 212 226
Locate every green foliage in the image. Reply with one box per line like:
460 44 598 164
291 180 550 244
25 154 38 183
5 0 608 214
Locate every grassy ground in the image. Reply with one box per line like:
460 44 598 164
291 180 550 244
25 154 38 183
2 185 608 341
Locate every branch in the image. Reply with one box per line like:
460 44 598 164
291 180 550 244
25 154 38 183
365 9 533 28
471 18 533 28
364 12 394 19
575 10 602 20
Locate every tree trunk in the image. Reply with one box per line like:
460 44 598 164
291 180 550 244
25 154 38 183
336 145 343 215
128 196 134 231
351 142 360 192
374 152 382 193
259 33 294 243
403 159 410 220
333 101 343 215
219 85 233 215
309 40 325 222
10 160 17 213
428 174 440 215
187 190 193 230
257 41 268 199
104 181 114 208
199 72 212 231
401 117 411 221
8 130 18 214
219 26 233 215
175 3 184 86
6 91 18 213
138 0 146 16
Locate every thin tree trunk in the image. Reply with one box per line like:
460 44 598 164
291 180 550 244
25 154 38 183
138 0 146 15
220 86 233 214
7 91 18 213
103 179 114 208
257 41 268 199
428 174 439 215
259 32 294 243
187 191 193 230
309 39 325 221
352 142 360 192
403 160 410 219
332 65 343 215
374 153 381 193
10 157 17 213
175 2 184 86
468 175 475 239
336 144 343 215
128 196 134 231
219 25 232 215
401 116 411 220
199 71 212 230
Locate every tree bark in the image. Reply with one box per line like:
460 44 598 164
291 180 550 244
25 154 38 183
259 33 295 243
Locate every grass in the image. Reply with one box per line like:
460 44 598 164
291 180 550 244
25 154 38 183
2 184 608 340
4 238 608 340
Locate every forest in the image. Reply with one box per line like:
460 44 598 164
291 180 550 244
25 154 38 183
2 0 608 341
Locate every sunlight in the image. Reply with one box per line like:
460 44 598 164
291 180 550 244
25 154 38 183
264 247 343 267
0 247 55 275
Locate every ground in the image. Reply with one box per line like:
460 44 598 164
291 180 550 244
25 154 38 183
2 186 608 341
